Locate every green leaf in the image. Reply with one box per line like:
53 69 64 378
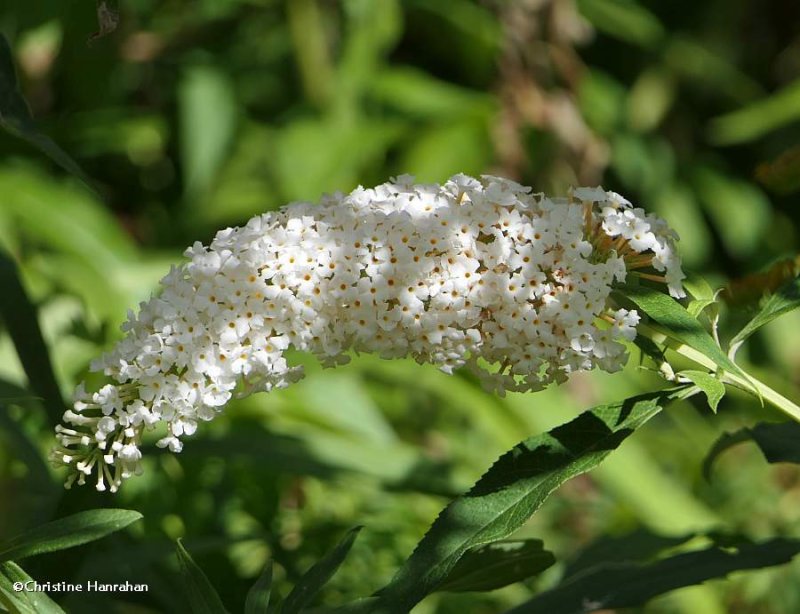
692 167 771 258
273 116 403 202
335 0 403 105
708 78 800 145
179 64 238 199
398 120 492 183
651 186 712 268
627 69 675 132
681 371 725 413
703 421 800 479
576 0 665 50
186 423 459 497
578 70 627 136
729 275 800 358
244 561 272 614
683 275 718 319
281 526 362 614
0 34 95 191
0 509 142 562
504 537 800 614
0 562 65 614
437 539 555 593
175 539 228 614
0 384 58 524
616 285 750 385
373 389 680 613
0 168 136 266
562 528 692 580
0 250 64 426
367 68 492 119
664 37 763 103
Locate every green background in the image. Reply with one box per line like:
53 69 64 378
1 1 800 612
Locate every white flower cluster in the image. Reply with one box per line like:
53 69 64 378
52 174 684 491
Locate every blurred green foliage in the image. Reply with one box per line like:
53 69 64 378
1 0 800 612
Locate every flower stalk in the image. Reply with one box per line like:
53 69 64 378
638 322 800 423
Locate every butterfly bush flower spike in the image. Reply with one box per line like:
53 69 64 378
52 175 685 491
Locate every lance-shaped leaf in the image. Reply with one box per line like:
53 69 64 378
437 539 555 593
503 537 800 614
0 509 142 562
562 528 693 581
244 561 272 614
0 562 65 614
281 526 362 614
372 389 681 613
703 421 800 479
0 34 95 191
175 539 228 614
0 250 65 426
729 275 800 358
615 285 751 385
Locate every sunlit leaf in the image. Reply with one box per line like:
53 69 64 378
627 69 675 132
175 539 228 614
281 526 362 614
0 168 136 266
373 389 680 612
651 186 712 268
179 64 238 199
0 510 142 562
576 0 664 49
615 285 750 385
273 116 403 201
286 0 334 107
437 539 555 593
729 275 800 358
681 370 725 413
399 120 491 183
367 67 492 119
610 133 675 194
683 275 718 319
578 70 627 136
708 78 800 145
335 0 402 105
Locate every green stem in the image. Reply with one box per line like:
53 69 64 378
638 323 800 423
